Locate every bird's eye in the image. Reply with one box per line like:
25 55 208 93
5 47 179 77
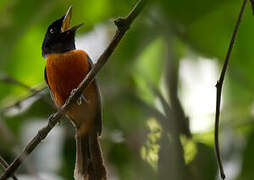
49 28 54 34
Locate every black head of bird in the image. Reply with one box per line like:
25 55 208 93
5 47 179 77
42 6 83 58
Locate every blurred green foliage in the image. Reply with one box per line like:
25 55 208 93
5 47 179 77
0 0 254 179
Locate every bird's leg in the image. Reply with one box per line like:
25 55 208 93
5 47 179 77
77 95 89 105
81 95 89 104
71 89 89 105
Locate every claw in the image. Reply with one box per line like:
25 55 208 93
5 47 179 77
81 95 89 104
77 95 89 105
77 97 82 105
71 88 89 105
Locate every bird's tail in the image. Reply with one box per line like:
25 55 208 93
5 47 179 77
74 131 107 180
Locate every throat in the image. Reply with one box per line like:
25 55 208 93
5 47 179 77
53 42 76 54
44 43 76 58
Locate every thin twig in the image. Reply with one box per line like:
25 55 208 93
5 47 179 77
214 0 247 179
0 0 147 179
0 156 18 180
0 76 47 179
0 73 37 93
1 87 48 113
0 73 52 110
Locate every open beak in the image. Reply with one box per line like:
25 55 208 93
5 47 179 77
61 6 83 32
61 6 72 32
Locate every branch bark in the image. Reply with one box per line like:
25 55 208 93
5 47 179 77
214 0 247 179
0 0 147 179
0 156 17 180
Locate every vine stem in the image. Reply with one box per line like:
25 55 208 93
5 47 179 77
214 0 247 179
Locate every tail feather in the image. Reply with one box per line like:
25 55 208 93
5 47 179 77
89 132 107 179
74 132 106 180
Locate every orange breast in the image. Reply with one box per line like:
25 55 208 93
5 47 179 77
46 49 90 106
46 50 99 131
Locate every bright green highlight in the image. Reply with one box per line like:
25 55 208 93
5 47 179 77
180 135 197 164
141 118 162 170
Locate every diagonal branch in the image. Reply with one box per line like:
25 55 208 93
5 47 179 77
0 115 42 179
0 156 18 180
0 0 147 179
214 0 247 179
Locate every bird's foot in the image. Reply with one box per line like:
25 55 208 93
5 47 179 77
77 95 89 105
71 89 89 105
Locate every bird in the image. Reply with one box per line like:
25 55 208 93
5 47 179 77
42 6 107 180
